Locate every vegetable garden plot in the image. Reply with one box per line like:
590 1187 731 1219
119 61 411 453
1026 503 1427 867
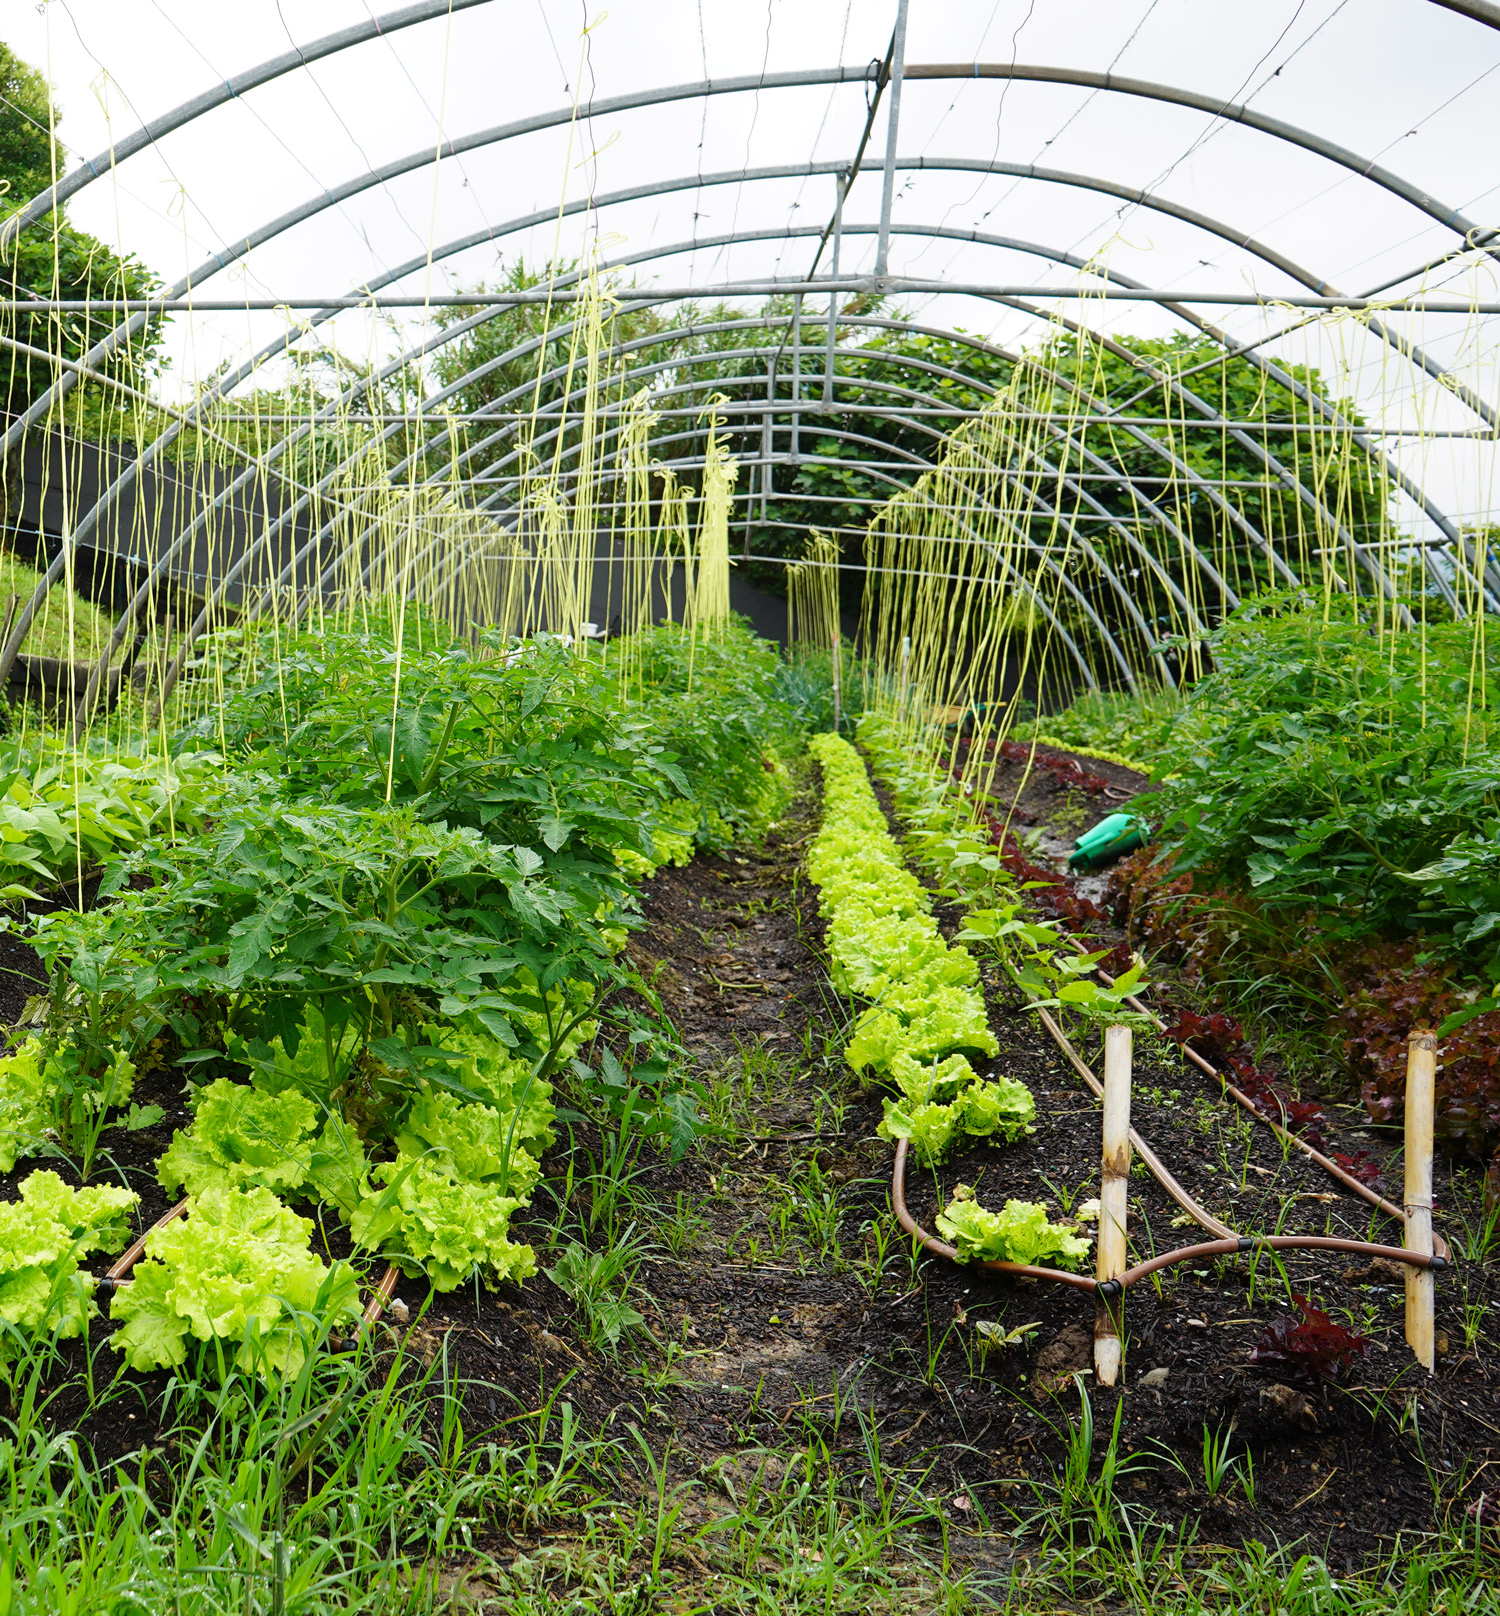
794 727 1500 1561
0 680 1498 1609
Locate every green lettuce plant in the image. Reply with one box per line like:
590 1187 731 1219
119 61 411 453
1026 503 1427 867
807 732 1018 1145
347 1076 552 1291
350 1158 536 1291
935 1183 1092 1270
157 1079 321 1197
109 1184 359 1377
0 1171 137 1357
876 1052 1035 1165
0 1038 51 1173
154 1077 366 1214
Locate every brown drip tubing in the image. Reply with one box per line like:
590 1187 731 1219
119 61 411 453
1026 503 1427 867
1085 961 1450 1262
95 1199 190 1293
892 1137 1448 1297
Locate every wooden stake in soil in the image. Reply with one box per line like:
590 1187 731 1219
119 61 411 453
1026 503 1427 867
1095 1024 1132 1387
1404 1028 1437 1373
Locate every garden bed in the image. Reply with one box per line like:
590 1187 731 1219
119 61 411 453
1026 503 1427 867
6 742 1499 1602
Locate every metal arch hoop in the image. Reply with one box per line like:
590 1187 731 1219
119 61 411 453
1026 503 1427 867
8 53 1498 470
9 60 1487 697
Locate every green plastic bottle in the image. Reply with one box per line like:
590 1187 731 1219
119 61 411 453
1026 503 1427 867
1069 813 1146 871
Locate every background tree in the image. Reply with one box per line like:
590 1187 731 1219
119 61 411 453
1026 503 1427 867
0 42 164 423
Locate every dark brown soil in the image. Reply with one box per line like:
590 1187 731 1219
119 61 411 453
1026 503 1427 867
4 745 1498 1577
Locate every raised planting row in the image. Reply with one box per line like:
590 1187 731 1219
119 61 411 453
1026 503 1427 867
806 731 1091 1269
0 615 810 1379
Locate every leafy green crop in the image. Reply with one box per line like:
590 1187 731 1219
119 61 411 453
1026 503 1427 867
109 1185 359 1377
350 1157 535 1291
876 1051 1034 1165
0 743 218 901
1014 690 1180 771
157 1078 326 1199
0 1171 137 1355
807 732 1012 1154
857 714 1150 1025
935 1183 1092 1269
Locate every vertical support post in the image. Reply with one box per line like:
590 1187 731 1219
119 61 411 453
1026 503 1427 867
1095 1024 1132 1388
790 291 802 463
823 170 846 407
874 0 911 280
1404 1028 1437 1373
761 357 775 525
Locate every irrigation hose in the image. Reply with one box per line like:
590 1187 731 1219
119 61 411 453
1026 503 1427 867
891 1137 1449 1299
888 932 1452 1296
94 1199 189 1294
349 1264 403 1342
1087 961 1451 1262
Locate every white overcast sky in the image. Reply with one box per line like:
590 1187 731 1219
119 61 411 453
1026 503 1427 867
4 0 1498 528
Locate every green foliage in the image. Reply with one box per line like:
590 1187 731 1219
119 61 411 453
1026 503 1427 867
0 42 163 416
0 1027 137 1177
35 783 578 1104
23 612 807 1304
544 1240 648 1351
156 1078 322 1199
109 1183 359 1377
605 620 798 847
431 259 680 454
1031 331 1390 578
393 1085 542 1199
0 741 218 901
0 1170 136 1355
856 714 1151 1026
1150 594 1500 956
0 551 116 662
935 1182 1092 1269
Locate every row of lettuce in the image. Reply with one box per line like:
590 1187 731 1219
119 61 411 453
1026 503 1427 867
806 727 1098 1271
0 617 813 1377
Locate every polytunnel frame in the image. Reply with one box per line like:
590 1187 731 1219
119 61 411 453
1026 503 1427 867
142 329 1134 708
22 222 1468 727
65 170 1468 714
4 4 1498 712
50 267 1459 729
145 293 1318 718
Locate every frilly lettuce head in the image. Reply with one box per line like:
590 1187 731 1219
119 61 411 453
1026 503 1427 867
935 1184 1092 1270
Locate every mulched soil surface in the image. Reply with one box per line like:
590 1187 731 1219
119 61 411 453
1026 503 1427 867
5 742 1499 1576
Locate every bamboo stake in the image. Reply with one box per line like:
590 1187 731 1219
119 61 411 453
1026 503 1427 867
1095 1023 1132 1387
1404 1028 1437 1372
